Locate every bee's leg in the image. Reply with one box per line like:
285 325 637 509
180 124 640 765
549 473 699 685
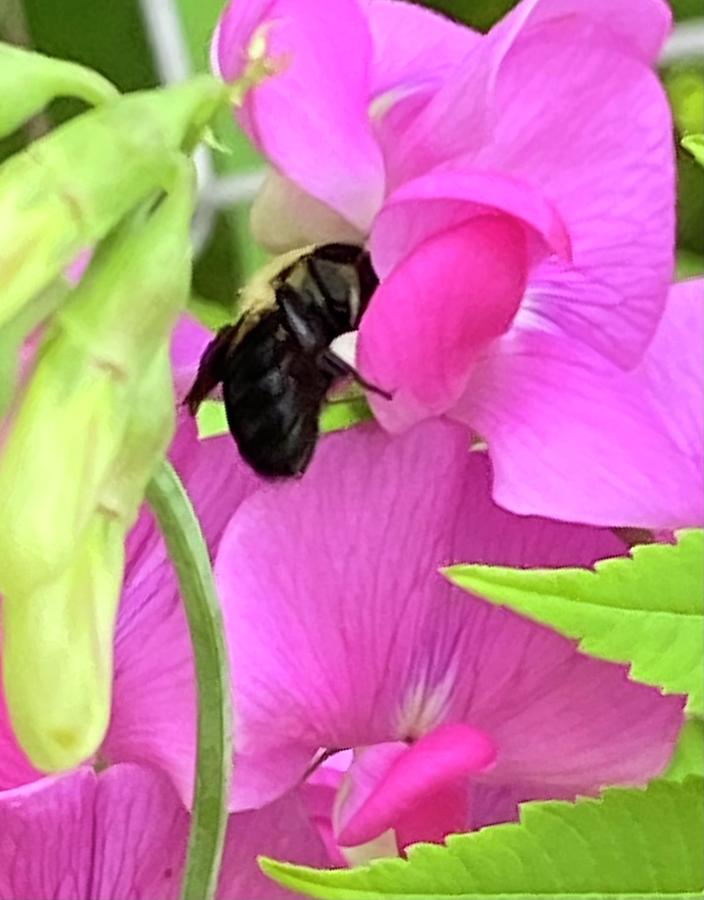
183 323 240 415
317 349 393 401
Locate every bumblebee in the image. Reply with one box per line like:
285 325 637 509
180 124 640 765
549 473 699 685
184 242 389 478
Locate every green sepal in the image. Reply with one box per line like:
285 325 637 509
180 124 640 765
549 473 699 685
682 134 704 167
0 41 118 138
0 278 69 418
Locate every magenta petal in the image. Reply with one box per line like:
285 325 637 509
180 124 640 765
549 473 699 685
390 0 670 184
92 764 187 900
219 790 332 899
359 216 529 431
215 0 384 231
0 770 94 900
369 169 571 279
385 11 674 366
482 23 674 366
170 315 213 403
0 663 41 789
456 279 704 527
104 416 260 808
217 420 681 808
337 724 496 847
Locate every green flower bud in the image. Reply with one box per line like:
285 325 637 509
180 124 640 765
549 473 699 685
2 344 175 771
0 278 68 419
2 512 125 771
0 163 194 596
101 342 176 527
0 42 118 138
0 75 227 328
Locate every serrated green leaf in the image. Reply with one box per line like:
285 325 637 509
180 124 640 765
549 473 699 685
262 778 704 899
664 718 704 782
445 530 703 713
682 134 704 167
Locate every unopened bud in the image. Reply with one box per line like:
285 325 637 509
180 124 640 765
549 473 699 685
0 75 226 329
0 164 194 596
2 512 125 771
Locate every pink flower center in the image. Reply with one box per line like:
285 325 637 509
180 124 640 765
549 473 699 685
335 722 497 852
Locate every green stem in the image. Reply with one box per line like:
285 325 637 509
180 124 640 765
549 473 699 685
146 460 232 900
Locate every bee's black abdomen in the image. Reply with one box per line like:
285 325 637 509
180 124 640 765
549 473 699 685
185 243 382 479
221 311 333 478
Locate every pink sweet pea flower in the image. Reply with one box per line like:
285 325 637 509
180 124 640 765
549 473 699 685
0 764 327 900
215 420 683 856
213 0 696 528
0 324 329 897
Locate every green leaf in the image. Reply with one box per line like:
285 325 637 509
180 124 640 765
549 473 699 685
197 400 228 440
196 395 374 441
320 396 374 433
676 249 704 278
682 134 704 167
187 292 231 331
663 718 704 782
0 42 117 137
444 530 703 713
261 777 704 899
146 460 232 900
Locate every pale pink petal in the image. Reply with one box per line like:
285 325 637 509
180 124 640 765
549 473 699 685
303 758 348 867
359 216 529 431
336 724 496 848
216 421 682 808
215 0 383 231
64 249 93 284
91 764 187 900
250 170 364 254
0 770 94 900
455 280 704 527
104 415 260 808
369 169 571 278
218 790 332 899
333 742 406 847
